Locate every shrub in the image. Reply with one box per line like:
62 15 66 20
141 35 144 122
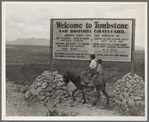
106 102 145 116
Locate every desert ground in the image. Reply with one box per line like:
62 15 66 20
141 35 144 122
6 45 145 116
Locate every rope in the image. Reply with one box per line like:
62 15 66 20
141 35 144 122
69 71 90 82
69 72 82 82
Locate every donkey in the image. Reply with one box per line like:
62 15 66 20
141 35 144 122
63 70 110 106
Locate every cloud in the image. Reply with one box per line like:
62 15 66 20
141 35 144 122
4 2 147 48
6 3 51 40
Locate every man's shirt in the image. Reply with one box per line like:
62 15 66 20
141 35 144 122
96 64 102 75
89 59 97 69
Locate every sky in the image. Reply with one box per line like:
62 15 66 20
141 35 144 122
3 2 147 48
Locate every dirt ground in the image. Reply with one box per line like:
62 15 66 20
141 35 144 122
6 81 121 117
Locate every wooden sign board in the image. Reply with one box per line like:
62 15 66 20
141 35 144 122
50 18 135 62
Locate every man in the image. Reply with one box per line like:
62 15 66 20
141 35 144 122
81 54 97 83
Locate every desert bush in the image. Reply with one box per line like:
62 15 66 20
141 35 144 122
126 104 145 116
46 109 70 116
106 102 145 116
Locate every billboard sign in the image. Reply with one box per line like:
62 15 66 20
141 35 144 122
51 18 134 62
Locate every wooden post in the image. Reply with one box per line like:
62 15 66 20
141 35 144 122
131 19 135 76
50 19 53 72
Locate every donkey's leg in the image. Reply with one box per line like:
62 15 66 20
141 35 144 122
102 84 110 105
72 88 78 101
93 85 101 106
81 90 86 104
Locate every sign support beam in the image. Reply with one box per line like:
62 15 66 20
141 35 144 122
131 19 135 76
50 19 53 72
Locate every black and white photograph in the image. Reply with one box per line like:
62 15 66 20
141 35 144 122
2 2 147 121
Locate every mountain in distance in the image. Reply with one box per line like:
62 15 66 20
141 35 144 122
6 38 145 50
6 38 50 46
